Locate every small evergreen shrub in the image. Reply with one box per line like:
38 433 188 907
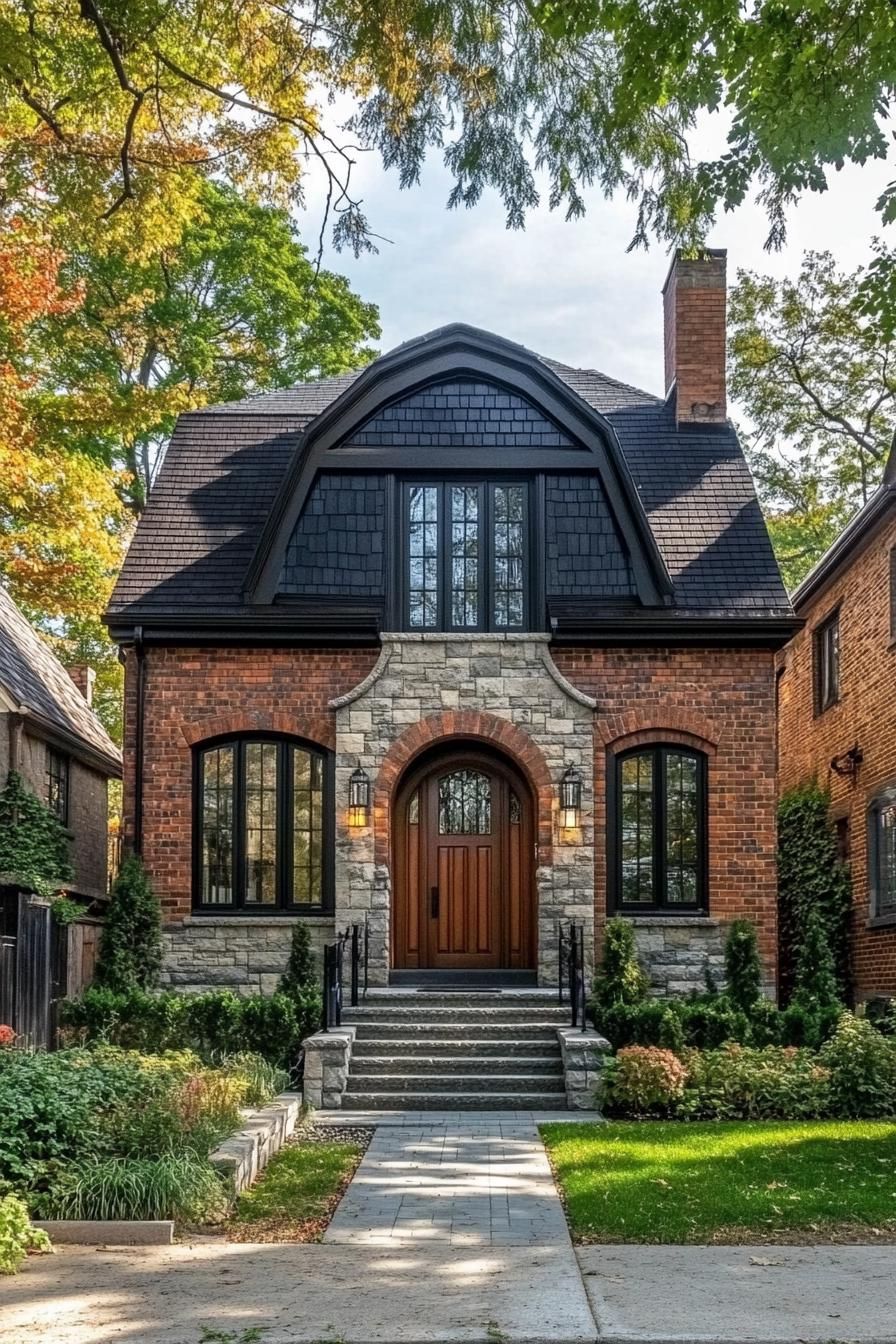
723 920 762 1013
0 1195 52 1274
592 918 649 1009
603 1046 688 1115
820 1013 896 1118
278 922 322 1043
95 856 162 992
0 771 72 892
791 905 843 1015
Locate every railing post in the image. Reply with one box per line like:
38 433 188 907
558 922 566 1005
363 913 369 1000
350 924 360 1007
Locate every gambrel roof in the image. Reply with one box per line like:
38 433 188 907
107 324 794 644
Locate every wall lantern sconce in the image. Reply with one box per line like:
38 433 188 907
348 767 371 826
831 743 863 780
559 766 583 829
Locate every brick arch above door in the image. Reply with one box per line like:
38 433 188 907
375 710 555 866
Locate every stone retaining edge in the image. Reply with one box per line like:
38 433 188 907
209 1090 303 1193
556 1026 611 1111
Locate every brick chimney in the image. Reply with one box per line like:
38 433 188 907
662 248 727 425
67 663 96 707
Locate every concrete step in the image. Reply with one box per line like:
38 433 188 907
346 1071 564 1094
353 1055 564 1076
351 1037 561 1058
343 1005 570 1024
349 1020 562 1041
363 991 563 1008
342 1090 570 1110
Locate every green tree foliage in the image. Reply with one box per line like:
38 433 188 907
777 783 852 1005
0 771 73 891
95 855 162 993
729 253 896 587
279 922 317 1000
37 182 379 512
723 920 762 1014
593 917 650 1009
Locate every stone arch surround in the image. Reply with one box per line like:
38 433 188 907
330 633 596 986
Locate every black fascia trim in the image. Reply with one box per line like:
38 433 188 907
550 615 801 648
243 328 673 608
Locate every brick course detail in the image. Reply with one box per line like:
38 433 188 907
778 511 896 1001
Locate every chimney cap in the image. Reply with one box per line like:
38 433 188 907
662 247 727 295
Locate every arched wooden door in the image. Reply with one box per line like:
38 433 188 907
393 748 535 970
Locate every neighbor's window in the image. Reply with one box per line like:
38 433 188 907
46 748 69 826
814 609 840 712
613 745 707 912
195 737 328 911
890 547 896 640
404 481 528 631
869 786 896 920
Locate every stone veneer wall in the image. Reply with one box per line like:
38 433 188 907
158 916 334 995
331 633 597 987
630 917 725 997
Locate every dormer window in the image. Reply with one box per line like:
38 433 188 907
403 481 529 631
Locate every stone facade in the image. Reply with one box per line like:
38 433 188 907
629 916 726 997
331 633 597 987
556 1026 611 1110
303 1027 356 1109
159 915 335 995
778 506 896 1002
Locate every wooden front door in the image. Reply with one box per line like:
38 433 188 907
393 750 535 970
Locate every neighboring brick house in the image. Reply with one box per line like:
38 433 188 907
106 249 796 1003
0 588 121 900
777 447 896 1004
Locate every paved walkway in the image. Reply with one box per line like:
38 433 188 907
326 1116 571 1247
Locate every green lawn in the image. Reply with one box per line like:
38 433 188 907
226 1138 365 1242
541 1120 896 1244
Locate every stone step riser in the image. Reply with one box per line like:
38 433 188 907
352 1039 560 1058
343 1091 569 1110
353 1057 563 1076
363 994 565 1008
343 1007 571 1023
350 1021 561 1040
347 1073 563 1094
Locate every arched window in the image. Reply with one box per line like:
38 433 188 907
193 736 331 912
610 745 708 913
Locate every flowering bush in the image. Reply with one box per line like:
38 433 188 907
679 1044 831 1120
603 1046 688 1115
0 1025 15 1047
821 1013 896 1118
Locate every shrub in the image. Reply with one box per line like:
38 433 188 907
724 920 762 1013
95 856 162 993
779 1000 841 1050
820 1013 896 1118
778 783 851 1002
184 990 244 1058
676 997 753 1049
599 999 670 1049
603 1046 688 1115
791 905 843 1016
680 1044 831 1120
279 922 316 998
0 1195 52 1275
0 1025 15 1047
240 993 299 1066
592 918 649 1009
0 770 72 892
221 1053 288 1107
50 1154 228 1223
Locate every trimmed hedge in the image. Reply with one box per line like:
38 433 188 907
60 985 320 1068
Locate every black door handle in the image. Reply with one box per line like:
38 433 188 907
430 886 440 918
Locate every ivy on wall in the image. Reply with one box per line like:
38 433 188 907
0 771 73 896
778 782 852 1004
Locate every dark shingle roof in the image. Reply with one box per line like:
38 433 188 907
109 330 791 624
0 588 121 771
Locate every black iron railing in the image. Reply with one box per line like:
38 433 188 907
321 919 368 1032
558 920 588 1031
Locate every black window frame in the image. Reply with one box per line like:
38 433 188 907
608 744 709 915
890 546 896 642
191 733 334 915
868 783 896 922
399 477 532 632
813 607 840 713
46 747 69 827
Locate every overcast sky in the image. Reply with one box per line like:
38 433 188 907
302 128 894 400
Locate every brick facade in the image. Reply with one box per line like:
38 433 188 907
553 646 779 993
777 509 896 1002
129 639 780 996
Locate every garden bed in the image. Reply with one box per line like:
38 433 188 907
218 1121 372 1243
542 1119 896 1245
